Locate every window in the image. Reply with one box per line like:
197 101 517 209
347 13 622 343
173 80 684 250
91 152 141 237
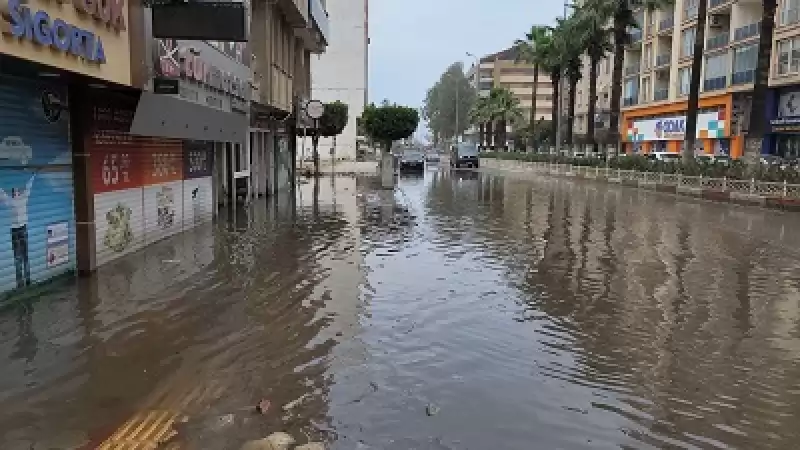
683 0 698 19
733 44 757 73
641 77 651 102
644 44 652 69
624 78 639 99
776 37 800 74
705 53 729 79
781 0 800 26
679 67 691 95
681 27 696 57
501 67 536 75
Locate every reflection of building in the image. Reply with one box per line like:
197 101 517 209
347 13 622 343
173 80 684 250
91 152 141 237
305 0 369 161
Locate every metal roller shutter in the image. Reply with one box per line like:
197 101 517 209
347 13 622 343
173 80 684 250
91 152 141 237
0 76 75 296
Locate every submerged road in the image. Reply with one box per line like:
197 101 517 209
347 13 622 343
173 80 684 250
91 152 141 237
2 169 800 449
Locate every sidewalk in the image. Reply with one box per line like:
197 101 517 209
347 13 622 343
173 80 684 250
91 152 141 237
299 160 378 176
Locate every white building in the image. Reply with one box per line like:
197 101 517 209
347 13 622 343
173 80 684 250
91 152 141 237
306 0 369 161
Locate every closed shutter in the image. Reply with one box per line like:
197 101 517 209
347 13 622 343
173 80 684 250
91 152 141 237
0 76 75 295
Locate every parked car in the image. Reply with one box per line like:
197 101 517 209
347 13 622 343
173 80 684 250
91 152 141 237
647 152 682 163
695 154 731 165
450 142 479 168
399 150 425 172
0 136 33 165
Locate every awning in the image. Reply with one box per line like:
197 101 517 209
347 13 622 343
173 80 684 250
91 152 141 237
129 92 248 142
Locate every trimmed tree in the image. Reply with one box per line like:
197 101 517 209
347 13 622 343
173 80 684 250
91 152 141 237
301 101 349 174
361 102 419 152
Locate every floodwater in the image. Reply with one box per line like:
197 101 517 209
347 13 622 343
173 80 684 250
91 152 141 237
2 169 800 449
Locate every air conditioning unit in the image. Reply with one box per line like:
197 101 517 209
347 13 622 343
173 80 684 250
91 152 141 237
709 15 725 28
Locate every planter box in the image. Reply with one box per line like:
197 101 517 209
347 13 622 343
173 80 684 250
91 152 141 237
676 186 704 197
655 184 677 194
729 192 766 206
702 189 731 202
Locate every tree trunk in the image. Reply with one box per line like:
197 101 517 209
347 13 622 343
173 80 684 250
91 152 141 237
479 123 485 149
551 76 560 151
610 16 627 155
312 132 320 175
497 118 506 151
588 57 598 154
486 121 494 149
529 64 539 151
685 0 709 162
567 76 578 151
745 0 777 166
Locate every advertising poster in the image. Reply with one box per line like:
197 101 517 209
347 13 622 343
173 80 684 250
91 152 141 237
628 111 726 141
141 141 184 244
183 141 214 226
0 76 76 295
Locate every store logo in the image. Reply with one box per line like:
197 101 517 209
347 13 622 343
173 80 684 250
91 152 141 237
41 90 64 123
654 120 663 138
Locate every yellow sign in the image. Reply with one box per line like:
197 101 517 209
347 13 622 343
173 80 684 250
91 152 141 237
1 0 131 85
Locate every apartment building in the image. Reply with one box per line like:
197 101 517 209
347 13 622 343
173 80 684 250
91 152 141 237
307 0 369 161
611 0 761 158
465 46 554 147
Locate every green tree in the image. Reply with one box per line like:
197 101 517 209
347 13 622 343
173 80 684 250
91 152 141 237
361 102 420 151
515 25 551 150
486 87 524 151
587 0 673 153
572 4 612 153
300 101 349 174
469 95 493 149
423 62 477 143
684 0 708 161
745 0 777 165
553 15 589 151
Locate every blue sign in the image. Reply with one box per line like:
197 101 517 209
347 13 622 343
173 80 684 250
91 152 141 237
662 118 686 133
6 0 106 64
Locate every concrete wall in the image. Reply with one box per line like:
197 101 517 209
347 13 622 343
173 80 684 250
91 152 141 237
309 0 368 161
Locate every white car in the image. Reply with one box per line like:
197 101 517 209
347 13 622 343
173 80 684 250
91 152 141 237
0 136 32 165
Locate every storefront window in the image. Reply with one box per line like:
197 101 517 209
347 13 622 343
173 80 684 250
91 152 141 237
776 135 800 159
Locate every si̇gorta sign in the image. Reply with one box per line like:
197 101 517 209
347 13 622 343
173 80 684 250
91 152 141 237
2 0 127 64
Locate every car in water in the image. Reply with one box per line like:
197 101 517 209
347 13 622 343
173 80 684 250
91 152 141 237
0 136 33 165
450 142 479 169
399 150 425 172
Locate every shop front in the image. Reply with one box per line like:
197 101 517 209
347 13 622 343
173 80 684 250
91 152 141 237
765 88 800 159
622 94 742 158
0 0 131 295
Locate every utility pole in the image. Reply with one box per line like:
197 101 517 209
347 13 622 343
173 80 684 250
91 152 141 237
455 82 460 144
467 52 480 145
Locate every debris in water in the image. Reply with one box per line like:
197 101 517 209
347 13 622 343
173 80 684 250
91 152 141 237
239 432 295 450
426 403 440 416
256 399 271 415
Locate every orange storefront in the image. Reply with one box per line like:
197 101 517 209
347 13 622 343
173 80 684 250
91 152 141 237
621 93 744 159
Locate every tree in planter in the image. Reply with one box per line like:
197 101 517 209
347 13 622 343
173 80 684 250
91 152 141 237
486 87 524 151
301 101 349 174
553 15 587 152
684 0 708 162
469 96 493 149
515 25 551 151
573 3 612 154
361 102 419 153
745 0 777 166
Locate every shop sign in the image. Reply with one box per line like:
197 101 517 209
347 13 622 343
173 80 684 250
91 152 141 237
2 0 126 64
155 39 249 101
629 111 726 141
655 118 686 139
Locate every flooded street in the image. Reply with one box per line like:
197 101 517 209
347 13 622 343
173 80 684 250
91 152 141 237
2 169 800 449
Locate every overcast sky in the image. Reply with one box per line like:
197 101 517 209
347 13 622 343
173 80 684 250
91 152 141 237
368 0 563 111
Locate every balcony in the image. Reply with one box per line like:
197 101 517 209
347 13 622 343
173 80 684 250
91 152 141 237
709 0 733 10
276 0 310 27
624 65 640 76
309 0 329 45
706 34 730 51
659 17 674 32
623 97 638 107
733 22 760 41
655 54 671 67
654 88 669 101
731 69 755 85
629 30 643 43
703 76 728 92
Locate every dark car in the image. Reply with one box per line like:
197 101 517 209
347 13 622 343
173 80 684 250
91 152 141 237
450 143 479 169
399 151 425 172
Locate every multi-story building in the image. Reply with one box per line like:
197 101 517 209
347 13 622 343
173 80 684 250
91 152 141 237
765 0 800 159
466 46 554 148
306 0 369 161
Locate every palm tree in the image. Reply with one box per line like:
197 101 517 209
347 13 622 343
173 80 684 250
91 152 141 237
587 0 673 153
469 96 492 149
572 8 612 153
558 24 585 151
486 87 524 151
745 0 777 165
516 25 552 151
684 0 708 161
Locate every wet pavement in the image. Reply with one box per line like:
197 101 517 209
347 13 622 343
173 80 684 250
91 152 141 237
2 168 800 449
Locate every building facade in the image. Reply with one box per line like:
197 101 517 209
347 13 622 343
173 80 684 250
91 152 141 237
466 46 554 149
305 0 368 161
0 0 329 298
